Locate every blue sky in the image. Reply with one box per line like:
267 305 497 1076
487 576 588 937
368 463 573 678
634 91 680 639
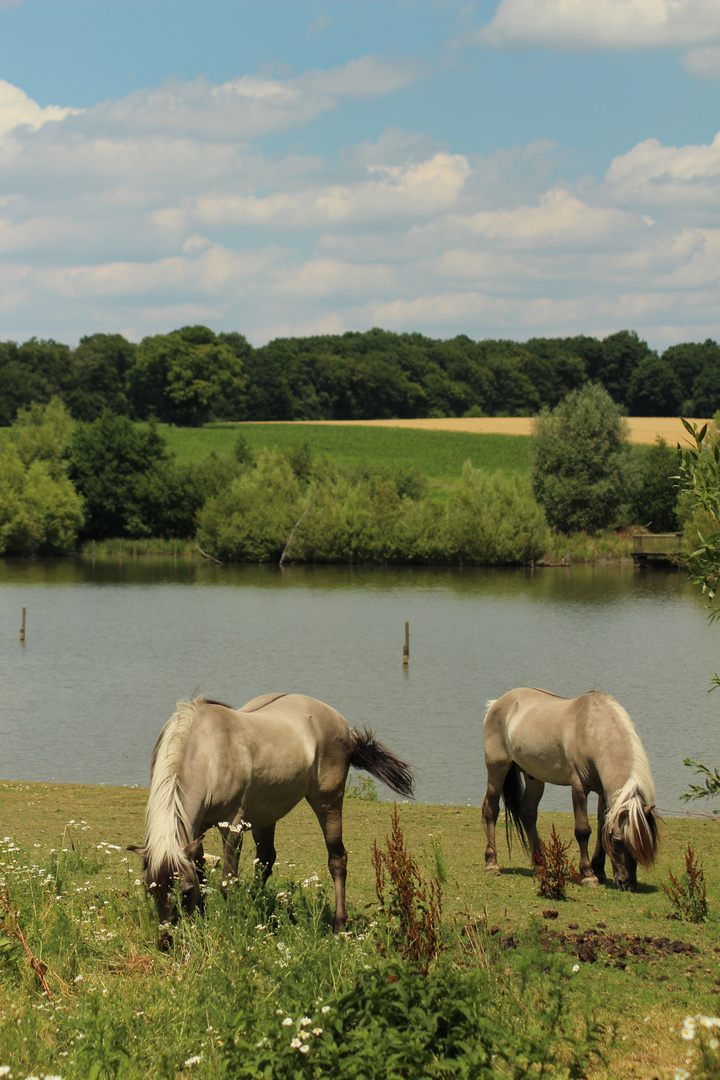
0 0 718 350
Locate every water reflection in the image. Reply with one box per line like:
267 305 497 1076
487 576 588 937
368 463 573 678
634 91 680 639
0 558 717 818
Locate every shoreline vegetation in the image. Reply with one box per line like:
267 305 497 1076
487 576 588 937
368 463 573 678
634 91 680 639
75 532 640 566
0 780 718 1079
2 412 701 566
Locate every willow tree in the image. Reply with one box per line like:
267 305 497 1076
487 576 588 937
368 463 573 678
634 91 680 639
529 382 631 534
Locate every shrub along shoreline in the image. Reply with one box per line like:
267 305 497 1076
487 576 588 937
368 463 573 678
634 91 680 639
0 400 686 564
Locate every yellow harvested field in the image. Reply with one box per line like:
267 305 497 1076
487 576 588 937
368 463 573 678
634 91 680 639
264 416 710 446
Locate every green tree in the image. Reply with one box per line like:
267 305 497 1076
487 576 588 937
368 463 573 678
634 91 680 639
127 325 247 425
530 383 631 533
596 330 656 409
10 397 74 476
626 354 681 416
677 418 720 811
664 339 720 416
66 413 201 539
632 438 681 532
0 399 83 555
444 462 550 563
65 333 135 420
0 338 72 423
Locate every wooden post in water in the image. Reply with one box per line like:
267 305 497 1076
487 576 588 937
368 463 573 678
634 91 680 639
20 607 26 642
402 621 409 666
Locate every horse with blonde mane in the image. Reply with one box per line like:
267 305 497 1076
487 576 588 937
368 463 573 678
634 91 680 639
129 692 413 943
482 688 659 889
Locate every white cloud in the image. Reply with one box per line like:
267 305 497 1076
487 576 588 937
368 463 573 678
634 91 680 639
0 70 718 350
77 55 419 140
0 79 81 139
682 45 720 76
604 132 720 211
155 152 471 232
477 0 720 50
273 258 398 298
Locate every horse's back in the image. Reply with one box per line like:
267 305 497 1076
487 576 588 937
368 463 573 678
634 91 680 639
484 688 603 786
484 687 636 789
238 692 350 742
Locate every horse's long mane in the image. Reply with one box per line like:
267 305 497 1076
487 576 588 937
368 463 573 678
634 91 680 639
601 697 659 868
141 700 199 880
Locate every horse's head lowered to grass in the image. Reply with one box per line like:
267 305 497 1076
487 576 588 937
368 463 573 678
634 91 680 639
128 837 204 929
601 781 659 890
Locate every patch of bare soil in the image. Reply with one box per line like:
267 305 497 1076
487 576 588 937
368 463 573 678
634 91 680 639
495 916 705 970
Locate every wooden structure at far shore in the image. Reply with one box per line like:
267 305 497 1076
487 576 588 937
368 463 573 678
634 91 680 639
631 533 683 568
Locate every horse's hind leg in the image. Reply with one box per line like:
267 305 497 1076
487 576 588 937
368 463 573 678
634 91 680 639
306 794 347 934
571 783 599 886
482 765 507 873
520 775 544 866
251 824 277 887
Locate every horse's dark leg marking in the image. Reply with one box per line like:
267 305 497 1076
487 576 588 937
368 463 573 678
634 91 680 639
307 795 347 934
571 782 599 885
252 824 277 887
591 793 607 882
520 775 544 865
482 767 507 872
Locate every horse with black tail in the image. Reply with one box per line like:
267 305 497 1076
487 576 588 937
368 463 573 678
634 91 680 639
481 688 659 889
129 693 414 944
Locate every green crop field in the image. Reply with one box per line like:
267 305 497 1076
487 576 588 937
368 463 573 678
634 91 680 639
160 422 531 483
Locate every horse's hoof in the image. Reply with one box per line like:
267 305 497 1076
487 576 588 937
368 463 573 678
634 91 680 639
581 876 600 887
484 863 501 874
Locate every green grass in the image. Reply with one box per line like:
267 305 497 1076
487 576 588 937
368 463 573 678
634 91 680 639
160 423 531 483
0 781 718 1078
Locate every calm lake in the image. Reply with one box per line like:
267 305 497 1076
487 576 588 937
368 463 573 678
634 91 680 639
1 558 718 816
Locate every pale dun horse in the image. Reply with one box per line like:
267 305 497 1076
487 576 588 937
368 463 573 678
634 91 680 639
482 688 659 889
129 693 414 943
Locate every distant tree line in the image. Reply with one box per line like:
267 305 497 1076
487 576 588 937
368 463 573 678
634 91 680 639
1 325 719 427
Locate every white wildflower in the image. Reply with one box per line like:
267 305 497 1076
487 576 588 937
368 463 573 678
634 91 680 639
290 1038 302 1049
299 1044 310 1054
321 1005 331 1014
681 1016 696 1041
184 1054 203 1067
282 1017 293 1027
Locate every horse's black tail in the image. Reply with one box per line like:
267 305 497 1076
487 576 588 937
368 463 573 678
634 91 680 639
502 763 529 854
349 728 414 800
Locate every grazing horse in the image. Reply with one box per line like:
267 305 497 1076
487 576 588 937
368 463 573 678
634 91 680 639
482 688 659 889
129 693 413 940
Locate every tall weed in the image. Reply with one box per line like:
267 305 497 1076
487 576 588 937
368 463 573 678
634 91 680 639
663 843 709 923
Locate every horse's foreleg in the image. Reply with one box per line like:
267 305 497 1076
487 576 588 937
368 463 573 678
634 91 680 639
482 770 505 873
591 793 608 883
307 796 347 934
251 824 277 887
218 822 244 892
571 784 599 886
520 776 545 866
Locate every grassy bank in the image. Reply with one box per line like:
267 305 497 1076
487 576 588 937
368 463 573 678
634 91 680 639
0 781 718 1078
